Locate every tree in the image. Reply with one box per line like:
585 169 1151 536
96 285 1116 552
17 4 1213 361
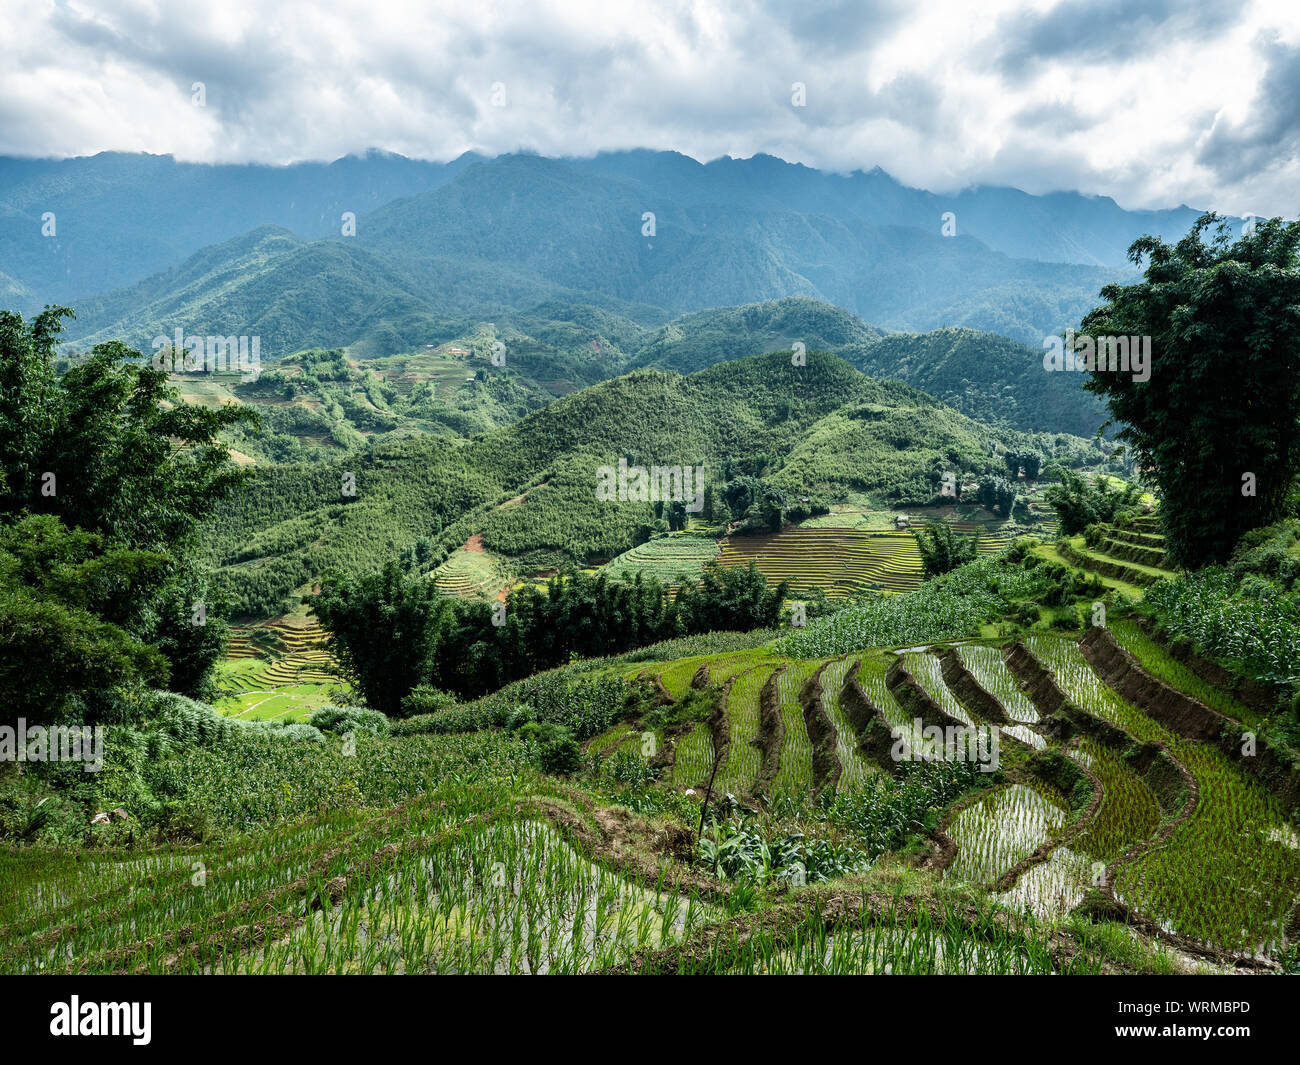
0 308 258 709
676 561 787 634
912 522 980 579
722 475 763 516
761 487 787 531
0 312 255 548
0 516 171 725
310 561 450 716
977 475 1016 516
1043 466 1142 535
667 499 688 531
1079 214 1300 565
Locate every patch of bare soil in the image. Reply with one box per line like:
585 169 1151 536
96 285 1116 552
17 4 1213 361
801 663 842 798
939 648 1009 725
840 663 912 773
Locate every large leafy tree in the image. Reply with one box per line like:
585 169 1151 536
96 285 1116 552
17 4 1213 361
0 516 170 725
1043 466 1142 536
311 561 451 716
1079 215 1300 566
0 307 257 712
312 559 787 711
913 522 979 579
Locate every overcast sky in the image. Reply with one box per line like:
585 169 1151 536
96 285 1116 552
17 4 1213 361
3 0 1298 216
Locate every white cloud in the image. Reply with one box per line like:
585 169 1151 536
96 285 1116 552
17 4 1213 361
1 0 1298 215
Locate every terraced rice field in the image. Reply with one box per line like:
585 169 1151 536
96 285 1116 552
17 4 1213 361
717 667 772 796
704 652 774 685
1065 740 1160 864
947 782 1069 885
217 619 345 722
717 896 1104 974
717 527 925 597
999 845 1095 918
957 646 1039 724
817 657 875 788
1109 617 1260 726
771 661 819 795
1011 638 1164 876
431 545 504 599
657 655 714 700
671 724 715 789
1047 518 1178 592
899 650 975 728
717 516 1045 600
1024 634 1300 954
857 658 926 752
587 723 634 759
0 795 719 975
953 645 1047 749
600 536 720 588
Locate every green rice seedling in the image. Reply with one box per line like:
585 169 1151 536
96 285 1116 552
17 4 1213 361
817 656 875 788
772 660 820 795
718 667 771 796
1109 617 1259 726
670 723 714 788
1065 737 1161 862
946 782 1067 885
999 844 1094 919
1024 634 1300 955
957 645 1039 724
717 891 1103 975
900 651 975 728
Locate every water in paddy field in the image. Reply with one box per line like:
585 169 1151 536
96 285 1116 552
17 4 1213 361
901 650 975 728
956 644 1040 724
1001 724 1047 749
858 660 928 752
998 845 1094 919
945 782 1068 885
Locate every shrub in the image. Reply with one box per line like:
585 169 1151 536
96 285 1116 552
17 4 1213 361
401 685 460 717
602 747 657 789
262 721 325 743
309 705 392 736
522 722 581 774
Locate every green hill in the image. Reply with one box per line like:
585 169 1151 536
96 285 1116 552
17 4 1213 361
205 349 1098 616
848 327 1107 437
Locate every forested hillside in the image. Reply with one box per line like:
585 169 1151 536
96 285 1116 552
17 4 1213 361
849 327 1107 437
205 348 1098 616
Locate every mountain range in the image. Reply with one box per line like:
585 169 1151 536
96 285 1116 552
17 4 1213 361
0 149 1209 355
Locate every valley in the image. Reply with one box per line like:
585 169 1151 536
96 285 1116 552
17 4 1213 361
3 149 1298 987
